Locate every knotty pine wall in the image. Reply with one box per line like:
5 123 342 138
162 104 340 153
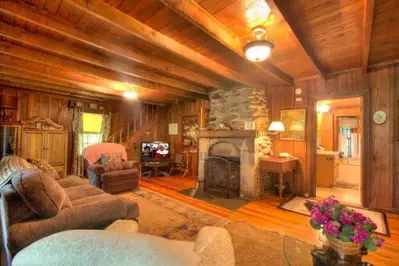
268 65 399 213
110 100 169 160
1 86 99 174
2 86 161 173
166 99 209 154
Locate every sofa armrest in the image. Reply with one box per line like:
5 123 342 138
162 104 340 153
194 226 235 266
87 164 105 188
122 160 138 170
57 171 66 179
7 196 139 253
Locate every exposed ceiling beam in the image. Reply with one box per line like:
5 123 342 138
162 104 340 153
0 64 123 98
0 70 174 104
0 78 106 102
362 0 375 73
0 1 221 91
0 2 211 94
0 52 185 102
159 0 294 86
64 0 265 88
265 0 327 80
0 23 208 100
0 62 180 103
0 71 119 100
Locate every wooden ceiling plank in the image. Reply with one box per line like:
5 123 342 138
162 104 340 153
0 22 207 100
362 0 375 73
265 0 327 80
0 1 221 91
63 0 264 88
159 0 294 86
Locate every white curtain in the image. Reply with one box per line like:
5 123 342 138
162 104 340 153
339 134 347 156
351 133 360 159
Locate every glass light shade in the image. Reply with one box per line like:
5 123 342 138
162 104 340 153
245 1 271 27
244 40 274 62
268 121 285 132
123 91 138 99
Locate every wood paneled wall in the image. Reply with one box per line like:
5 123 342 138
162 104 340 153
268 66 399 212
166 100 209 154
2 86 83 173
110 101 169 160
2 86 162 173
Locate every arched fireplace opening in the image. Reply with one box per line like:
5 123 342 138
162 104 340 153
204 141 240 198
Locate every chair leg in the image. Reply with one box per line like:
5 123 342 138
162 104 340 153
182 169 188 177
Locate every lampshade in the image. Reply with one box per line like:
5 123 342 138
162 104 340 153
268 121 285 132
244 40 274 62
123 91 138 99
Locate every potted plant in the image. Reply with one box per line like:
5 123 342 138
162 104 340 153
310 196 384 261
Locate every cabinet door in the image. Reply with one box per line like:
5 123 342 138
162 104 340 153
46 132 65 165
22 131 45 160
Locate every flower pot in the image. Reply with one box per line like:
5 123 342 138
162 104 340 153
327 236 360 256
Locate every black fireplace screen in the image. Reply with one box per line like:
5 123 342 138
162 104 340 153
204 156 240 198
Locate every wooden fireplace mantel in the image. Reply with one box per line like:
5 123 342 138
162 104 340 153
199 130 258 138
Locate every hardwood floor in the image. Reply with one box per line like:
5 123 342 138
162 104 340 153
141 175 399 266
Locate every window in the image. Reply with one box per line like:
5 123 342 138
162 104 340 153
339 127 352 157
80 113 103 154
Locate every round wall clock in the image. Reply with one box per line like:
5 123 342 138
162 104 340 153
373 111 387 125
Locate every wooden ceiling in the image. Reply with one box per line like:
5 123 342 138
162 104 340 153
0 0 397 103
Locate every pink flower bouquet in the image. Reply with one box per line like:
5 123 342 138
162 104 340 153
310 196 384 251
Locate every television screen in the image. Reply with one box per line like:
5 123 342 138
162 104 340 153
141 142 170 162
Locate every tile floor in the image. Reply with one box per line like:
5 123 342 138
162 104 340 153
316 187 361 206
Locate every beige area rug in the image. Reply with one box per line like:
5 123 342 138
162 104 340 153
122 188 313 266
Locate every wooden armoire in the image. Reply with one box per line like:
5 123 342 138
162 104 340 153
21 117 68 175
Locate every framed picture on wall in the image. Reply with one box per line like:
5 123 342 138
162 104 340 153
280 109 306 141
182 115 199 148
168 123 178 135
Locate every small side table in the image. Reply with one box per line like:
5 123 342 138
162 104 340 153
140 161 170 178
259 157 298 204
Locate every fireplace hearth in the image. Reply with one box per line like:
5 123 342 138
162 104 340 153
204 141 240 198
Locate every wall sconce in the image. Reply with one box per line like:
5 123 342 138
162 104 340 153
317 105 329 113
268 121 285 135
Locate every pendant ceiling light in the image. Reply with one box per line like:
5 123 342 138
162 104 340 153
243 26 274 62
123 91 138 99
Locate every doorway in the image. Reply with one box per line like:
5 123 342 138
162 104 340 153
315 97 363 206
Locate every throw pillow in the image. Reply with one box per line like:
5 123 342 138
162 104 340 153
0 156 37 189
101 153 123 172
11 169 71 218
27 158 60 180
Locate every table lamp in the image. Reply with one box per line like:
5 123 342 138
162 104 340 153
268 121 285 135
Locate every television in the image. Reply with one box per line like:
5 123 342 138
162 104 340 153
141 142 170 162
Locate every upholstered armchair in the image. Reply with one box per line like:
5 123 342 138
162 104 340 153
83 143 140 194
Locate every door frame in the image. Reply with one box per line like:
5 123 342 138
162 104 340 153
310 91 370 207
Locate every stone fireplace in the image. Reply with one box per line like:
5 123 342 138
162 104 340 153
199 87 273 200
